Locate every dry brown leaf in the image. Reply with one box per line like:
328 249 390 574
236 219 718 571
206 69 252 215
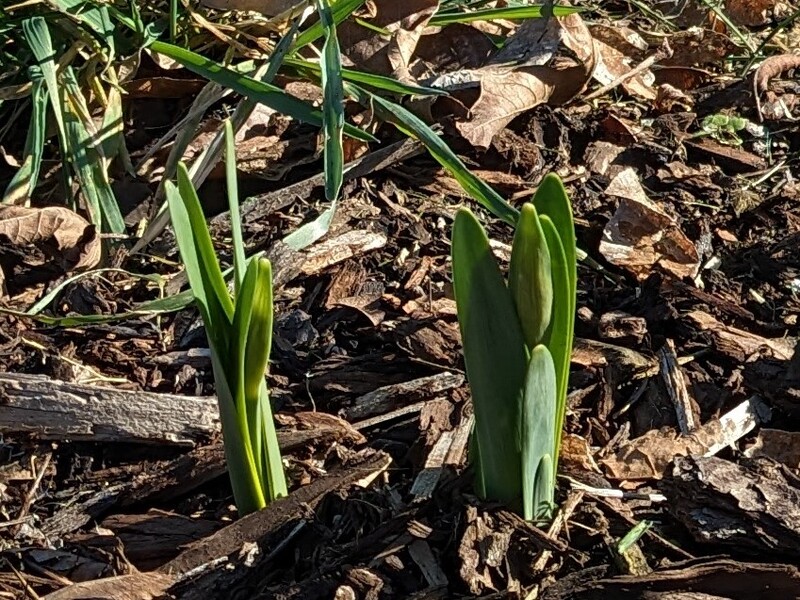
0 206 101 272
599 168 699 281
662 29 733 67
654 83 694 112
725 0 775 26
592 37 656 100
754 53 800 120
431 12 594 149
583 141 625 177
755 53 800 94
653 66 712 91
560 433 602 474
42 573 174 600
338 0 439 82
413 23 495 76
590 23 648 55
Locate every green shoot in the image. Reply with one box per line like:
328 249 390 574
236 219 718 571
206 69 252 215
165 121 287 515
451 174 576 521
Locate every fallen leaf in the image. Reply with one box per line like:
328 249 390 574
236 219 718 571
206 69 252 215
338 0 439 82
414 23 495 75
42 573 174 600
599 168 700 281
560 433 602 474
0 206 101 272
725 0 776 26
662 28 733 67
654 83 694 112
592 37 656 100
754 54 800 120
435 13 595 148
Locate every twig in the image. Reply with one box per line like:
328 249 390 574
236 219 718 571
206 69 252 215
12 452 52 537
584 40 672 103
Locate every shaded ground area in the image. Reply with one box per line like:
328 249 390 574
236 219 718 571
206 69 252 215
2 1 800 598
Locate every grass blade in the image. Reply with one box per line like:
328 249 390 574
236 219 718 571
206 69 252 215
62 67 125 233
21 17 66 144
284 57 448 97
346 83 518 226
452 207 528 510
283 0 345 250
430 4 582 26
315 0 344 202
292 0 367 50
3 74 46 204
148 40 374 142
224 119 246 293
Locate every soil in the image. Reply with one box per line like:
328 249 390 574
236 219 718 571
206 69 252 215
2 2 800 599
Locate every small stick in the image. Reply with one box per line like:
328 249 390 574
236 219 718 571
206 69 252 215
12 452 52 537
584 40 673 103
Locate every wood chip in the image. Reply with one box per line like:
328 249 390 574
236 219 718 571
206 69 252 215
344 372 464 421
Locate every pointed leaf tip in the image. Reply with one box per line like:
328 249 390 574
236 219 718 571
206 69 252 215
509 203 553 349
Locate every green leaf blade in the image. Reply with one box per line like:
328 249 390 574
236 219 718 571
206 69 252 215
533 175 576 462
148 41 373 142
346 83 518 226
540 215 571 463
452 207 528 510
521 344 557 521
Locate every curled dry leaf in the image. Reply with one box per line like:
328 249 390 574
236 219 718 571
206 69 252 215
338 0 440 82
433 12 595 149
599 168 699 281
0 206 101 272
754 54 800 120
654 83 694 112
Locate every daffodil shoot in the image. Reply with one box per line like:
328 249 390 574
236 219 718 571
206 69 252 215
451 173 576 521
